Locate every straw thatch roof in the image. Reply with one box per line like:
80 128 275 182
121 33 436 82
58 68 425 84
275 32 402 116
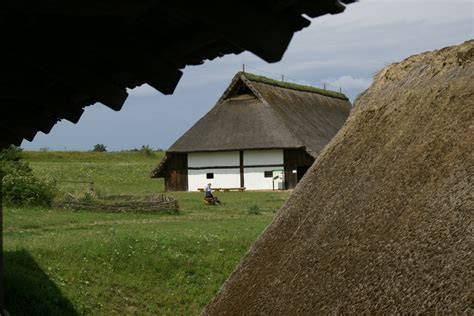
169 72 350 154
204 40 474 314
0 0 354 149
151 72 351 177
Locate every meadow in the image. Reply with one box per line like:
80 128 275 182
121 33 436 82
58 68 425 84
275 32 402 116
3 151 289 315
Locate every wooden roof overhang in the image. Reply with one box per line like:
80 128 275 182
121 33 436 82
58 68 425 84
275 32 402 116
0 0 354 148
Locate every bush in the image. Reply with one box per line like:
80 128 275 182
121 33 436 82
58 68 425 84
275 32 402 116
1 159 31 177
0 144 23 162
140 145 154 156
247 203 261 215
0 145 29 178
2 174 56 206
92 144 107 152
1 145 57 206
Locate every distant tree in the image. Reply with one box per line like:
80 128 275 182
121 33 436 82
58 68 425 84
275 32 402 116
92 144 107 152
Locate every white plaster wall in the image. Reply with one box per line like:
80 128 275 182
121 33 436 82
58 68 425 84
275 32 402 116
244 167 285 190
187 150 285 191
188 151 239 168
244 149 283 165
188 168 240 191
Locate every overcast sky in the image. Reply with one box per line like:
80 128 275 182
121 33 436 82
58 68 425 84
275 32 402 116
21 0 473 151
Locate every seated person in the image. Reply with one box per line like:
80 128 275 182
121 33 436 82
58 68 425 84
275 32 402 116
204 182 221 204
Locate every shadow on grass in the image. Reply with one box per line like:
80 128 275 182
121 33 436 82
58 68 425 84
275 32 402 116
4 250 78 316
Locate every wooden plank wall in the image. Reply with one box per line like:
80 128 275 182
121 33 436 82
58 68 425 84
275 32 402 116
283 148 314 189
164 153 188 191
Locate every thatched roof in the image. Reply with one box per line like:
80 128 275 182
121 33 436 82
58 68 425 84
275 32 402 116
151 72 351 177
204 40 474 314
0 0 354 148
167 72 350 156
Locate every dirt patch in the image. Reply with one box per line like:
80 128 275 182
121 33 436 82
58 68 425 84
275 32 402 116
204 40 474 314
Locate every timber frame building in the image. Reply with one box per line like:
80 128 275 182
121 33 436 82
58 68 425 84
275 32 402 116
151 72 351 191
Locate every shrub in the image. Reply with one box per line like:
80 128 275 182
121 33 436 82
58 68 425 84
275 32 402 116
247 203 261 215
0 144 23 162
2 174 56 206
0 145 29 178
1 145 57 206
1 159 31 177
92 144 107 152
140 145 154 156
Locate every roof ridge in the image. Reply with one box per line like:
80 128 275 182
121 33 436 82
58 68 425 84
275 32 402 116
235 73 308 150
240 71 348 100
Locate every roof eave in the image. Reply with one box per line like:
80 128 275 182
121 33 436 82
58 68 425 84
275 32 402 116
167 145 309 154
150 154 169 178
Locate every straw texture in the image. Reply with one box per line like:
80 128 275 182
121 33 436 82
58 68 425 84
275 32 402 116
204 40 474 314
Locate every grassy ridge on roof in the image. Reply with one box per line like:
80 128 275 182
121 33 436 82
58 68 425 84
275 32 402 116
242 72 348 100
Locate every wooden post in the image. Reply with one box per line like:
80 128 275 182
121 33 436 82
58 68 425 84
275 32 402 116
239 150 244 188
0 173 4 314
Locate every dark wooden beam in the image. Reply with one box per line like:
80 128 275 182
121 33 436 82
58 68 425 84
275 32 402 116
240 150 244 188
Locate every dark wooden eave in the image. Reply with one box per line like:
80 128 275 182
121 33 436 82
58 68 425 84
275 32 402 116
0 0 354 148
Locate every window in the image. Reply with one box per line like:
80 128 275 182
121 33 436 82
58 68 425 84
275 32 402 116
206 173 214 179
264 171 273 178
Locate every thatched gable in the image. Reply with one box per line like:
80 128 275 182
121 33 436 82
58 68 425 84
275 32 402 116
151 72 351 177
204 40 474 314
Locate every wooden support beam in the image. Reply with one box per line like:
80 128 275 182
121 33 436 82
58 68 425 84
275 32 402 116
240 150 244 188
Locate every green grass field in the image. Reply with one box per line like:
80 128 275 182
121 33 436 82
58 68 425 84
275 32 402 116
3 151 289 315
